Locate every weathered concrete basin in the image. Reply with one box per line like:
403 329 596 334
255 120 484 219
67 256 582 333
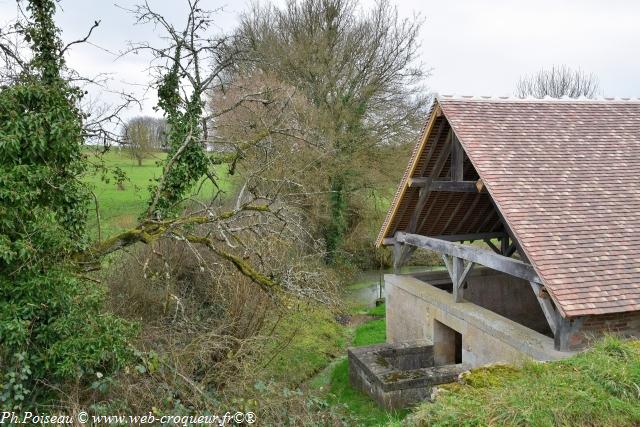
348 340 466 409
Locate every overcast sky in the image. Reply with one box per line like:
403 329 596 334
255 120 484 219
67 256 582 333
1 0 639 119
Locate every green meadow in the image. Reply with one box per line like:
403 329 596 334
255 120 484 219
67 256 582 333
83 148 231 238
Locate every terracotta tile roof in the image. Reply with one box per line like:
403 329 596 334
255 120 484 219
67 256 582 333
378 96 640 318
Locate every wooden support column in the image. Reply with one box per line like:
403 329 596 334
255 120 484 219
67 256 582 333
452 256 464 302
554 316 585 352
529 281 558 335
500 236 509 255
392 242 403 273
442 254 474 303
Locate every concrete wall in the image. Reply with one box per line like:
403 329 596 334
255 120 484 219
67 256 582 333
464 269 552 336
412 268 551 336
385 273 570 368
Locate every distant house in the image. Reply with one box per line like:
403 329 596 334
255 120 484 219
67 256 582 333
377 96 640 365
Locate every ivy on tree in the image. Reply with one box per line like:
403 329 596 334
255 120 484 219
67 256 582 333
0 0 134 408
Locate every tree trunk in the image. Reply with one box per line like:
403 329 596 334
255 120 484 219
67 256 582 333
324 173 348 264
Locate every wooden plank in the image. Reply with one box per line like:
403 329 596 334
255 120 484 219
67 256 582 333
395 232 541 283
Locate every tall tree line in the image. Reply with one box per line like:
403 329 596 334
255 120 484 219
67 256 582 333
231 0 428 264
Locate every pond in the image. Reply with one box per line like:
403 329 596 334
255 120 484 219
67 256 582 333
346 266 444 307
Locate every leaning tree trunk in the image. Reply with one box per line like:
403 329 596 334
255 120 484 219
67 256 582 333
324 173 348 264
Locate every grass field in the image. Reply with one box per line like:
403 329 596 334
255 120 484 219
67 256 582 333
83 148 231 238
410 337 640 426
308 303 409 426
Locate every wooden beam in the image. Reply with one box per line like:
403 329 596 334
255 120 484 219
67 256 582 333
407 180 432 232
488 198 528 262
407 177 430 187
398 245 416 266
442 254 453 277
451 132 464 181
382 237 396 246
444 255 474 303
476 209 499 233
409 131 453 234
392 242 403 272
500 236 509 255
430 181 481 192
408 177 488 193
433 232 507 242
395 232 541 283
416 118 448 176
529 281 558 335
459 260 475 285
483 238 501 254
452 256 464 302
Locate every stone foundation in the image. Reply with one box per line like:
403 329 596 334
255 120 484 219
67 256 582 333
348 340 466 409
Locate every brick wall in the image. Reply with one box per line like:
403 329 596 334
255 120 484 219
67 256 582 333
568 311 640 349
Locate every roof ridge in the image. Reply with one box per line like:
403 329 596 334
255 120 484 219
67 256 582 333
436 94 640 103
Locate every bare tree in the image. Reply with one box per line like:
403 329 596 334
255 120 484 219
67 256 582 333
122 116 167 165
123 117 152 165
233 0 429 263
78 0 335 305
515 65 600 99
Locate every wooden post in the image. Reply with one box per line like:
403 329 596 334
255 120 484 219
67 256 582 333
452 256 464 302
554 316 585 351
392 242 403 273
529 281 558 335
